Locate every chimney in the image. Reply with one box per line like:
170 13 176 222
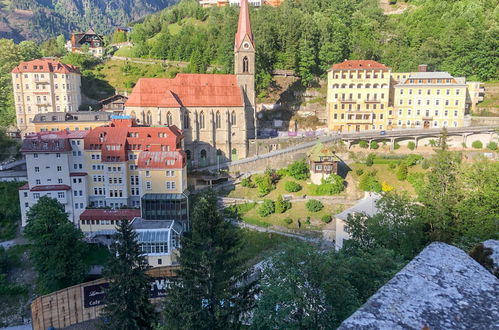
418 64 428 72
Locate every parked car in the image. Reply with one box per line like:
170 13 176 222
380 130 386 135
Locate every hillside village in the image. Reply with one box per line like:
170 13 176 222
0 0 498 329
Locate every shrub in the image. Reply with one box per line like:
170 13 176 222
265 168 280 184
402 154 424 167
359 172 382 192
305 217 311 224
429 139 437 147
393 142 400 150
240 177 254 188
283 217 293 225
472 140 483 149
287 159 309 180
366 153 375 167
396 163 408 181
275 195 291 214
258 200 275 217
276 168 288 177
370 141 379 150
356 168 364 176
421 159 430 169
487 142 498 151
389 163 396 170
313 175 344 195
306 199 324 212
407 172 426 196
254 174 274 197
407 141 416 150
321 215 332 224
359 140 369 149
284 181 302 193
381 182 394 192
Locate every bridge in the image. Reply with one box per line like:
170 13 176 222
197 126 498 173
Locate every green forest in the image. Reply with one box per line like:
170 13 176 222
126 0 498 88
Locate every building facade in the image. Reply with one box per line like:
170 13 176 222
124 0 256 168
66 29 105 57
33 111 112 132
327 60 393 132
393 72 469 129
11 59 82 134
308 142 340 185
466 81 485 113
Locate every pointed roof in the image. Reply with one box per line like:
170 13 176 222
234 0 254 51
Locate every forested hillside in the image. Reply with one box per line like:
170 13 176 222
0 0 179 42
127 0 498 91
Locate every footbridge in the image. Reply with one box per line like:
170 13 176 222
197 126 498 173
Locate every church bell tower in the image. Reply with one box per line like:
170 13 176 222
234 0 255 111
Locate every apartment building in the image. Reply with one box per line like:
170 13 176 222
327 60 393 132
33 111 112 132
18 130 89 227
11 59 82 134
393 72 469 129
466 81 485 113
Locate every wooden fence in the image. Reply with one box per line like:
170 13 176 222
31 266 179 330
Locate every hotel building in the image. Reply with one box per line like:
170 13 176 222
11 59 82 134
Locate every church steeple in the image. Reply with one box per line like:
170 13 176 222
234 0 255 115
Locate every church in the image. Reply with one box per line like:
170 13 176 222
124 0 256 168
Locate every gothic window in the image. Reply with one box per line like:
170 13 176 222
200 150 207 159
231 111 236 126
243 57 249 73
166 112 173 126
130 111 136 118
215 111 221 129
183 112 189 129
186 150 191 160
199 112 205 129
146 111 152 125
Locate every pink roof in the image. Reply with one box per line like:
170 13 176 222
12 59 80 74
137 151 186 169
330 60 390 71
21 130 89 153
125 74 244 108
234 0 254 51
80 209 140 221
30 185 71 192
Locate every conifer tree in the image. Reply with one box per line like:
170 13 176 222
162 191 256 330
100 219 157 330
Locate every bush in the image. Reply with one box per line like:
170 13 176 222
359 172 382 192
283 217 293 225
313 175 344 195
472 140 483 149
402 154 423 167
389 163 396 170
407 172 425 195
487 142 498 151
356 168 364 176
366 153 375 167
393 142 400 150
407 141 416 150
275 195 291 214
276 168 288 177
258 200 275 217
429 140 437 147
284 181 302 193
359 140 369 149
381 182 394 192
287 159 309 180
370 141 379 149
306 199 324 212
223 203 256 219
321 215 332 224
240 177 254 188
396 163 408 181
305 217 311 224
254 174 274 197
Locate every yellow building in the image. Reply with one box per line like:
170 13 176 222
327 60 393 132
393 72 469 129
32 111 112 132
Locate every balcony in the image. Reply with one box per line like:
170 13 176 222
346 115 372 124
422 115 433 120
339 99 357 103
365 99 381 103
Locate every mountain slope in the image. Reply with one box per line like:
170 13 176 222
0 0 179 42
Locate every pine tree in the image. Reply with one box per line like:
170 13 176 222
24 196 87 294
162 191 256 330
100 219 157 330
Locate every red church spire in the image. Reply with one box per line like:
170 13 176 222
234 0 254 51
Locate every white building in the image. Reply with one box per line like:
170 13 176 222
11 59 82 134
18 130 89 227
334 193 381 250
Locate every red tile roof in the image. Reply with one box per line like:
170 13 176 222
235 0 254 51
84 119 184 164
80 209 140 221
12 59 80 74
30 184 71 191
137 151 186 169
125 74 244 108
330 60 390 71
19 183 29 190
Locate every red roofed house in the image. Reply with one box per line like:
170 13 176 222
66 28 105 57
11 59 82 134
124 0 256 167
19 130 89 227
327 59 393 133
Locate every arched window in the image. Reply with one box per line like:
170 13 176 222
215 111 221 129
332 84 339 88
231 148 238 161
365 83 371 88
146 111 152 125
373 83 379 88
341 83 347 88
349 84 355 88
186 150 191 160
199 112 205 129
166 112 173 126
357 83 363 88
200 149 207 166
183 112 189 129
201 150 207 159
243 57 249 73
231 111 236 126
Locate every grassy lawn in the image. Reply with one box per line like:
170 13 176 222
83 244 111 267
168 17 207 35
238 229 294 265
114 46 134 57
